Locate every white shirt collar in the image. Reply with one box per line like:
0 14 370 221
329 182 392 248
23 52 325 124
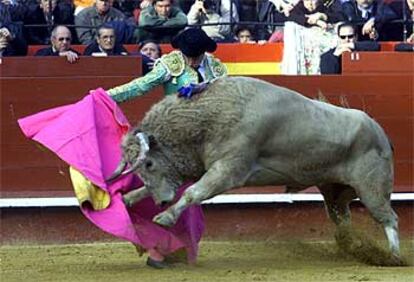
357 5 373 19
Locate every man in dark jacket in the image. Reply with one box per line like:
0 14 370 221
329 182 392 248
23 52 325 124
23 0 75 45
342 0 396 41
320 22 380 74
75 0 126 45
384 0 414 42
138 0 187 43
35 25 80 63
0 3 27 57
83 24 128 56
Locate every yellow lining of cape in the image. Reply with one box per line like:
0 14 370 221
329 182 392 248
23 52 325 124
69 166 110 210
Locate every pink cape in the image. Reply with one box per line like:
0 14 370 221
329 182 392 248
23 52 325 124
18 88 204 263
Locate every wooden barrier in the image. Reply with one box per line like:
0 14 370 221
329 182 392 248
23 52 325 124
1 55 412 199
342 52 414 74
26 43 406 76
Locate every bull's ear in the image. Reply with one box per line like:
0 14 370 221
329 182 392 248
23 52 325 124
148 134 157 149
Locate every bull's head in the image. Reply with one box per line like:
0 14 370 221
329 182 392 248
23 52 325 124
107 130 181 206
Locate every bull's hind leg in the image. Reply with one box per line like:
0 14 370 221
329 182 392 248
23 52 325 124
357 187 400 256
318 184 357 227
351 161 400 257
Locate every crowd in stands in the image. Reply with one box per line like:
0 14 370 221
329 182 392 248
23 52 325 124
0 0 413 70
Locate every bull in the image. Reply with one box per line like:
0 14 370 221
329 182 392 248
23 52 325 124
109 76 400 259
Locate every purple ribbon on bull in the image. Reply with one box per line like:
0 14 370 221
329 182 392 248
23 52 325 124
178 82 209 99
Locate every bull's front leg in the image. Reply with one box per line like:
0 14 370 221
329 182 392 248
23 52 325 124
153 160 249 227
123 186 150 207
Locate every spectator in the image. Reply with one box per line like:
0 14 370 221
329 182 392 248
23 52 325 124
320 22 380 74
384 0 414 42
187 0 234 42
137 0 187 43
322 0 345 22
139 39 162 59
288 0 343 29
23 0 75 45
0 26 28 57
342 0 396 41
73 0 95 15
176 0 193 14
83 23 128 56
106 19 137 44
234 25 255 43
256 0 298 42
391 0 414 49
1 0 26 21
394 42 414 51
0 3 27 57
177 0 241 17
112 0 140 19
205 0 239 24
0 2 12 24
139 0 153 9
237 0 258 22
35 25 80 63
75 0 125 45
139 39 162 74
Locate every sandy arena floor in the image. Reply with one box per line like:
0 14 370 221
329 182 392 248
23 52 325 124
1 240 413 282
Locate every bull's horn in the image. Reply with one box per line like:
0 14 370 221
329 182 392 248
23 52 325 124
136 132 150 162
120 157 141 176
115 133 150 177
106 158 127 182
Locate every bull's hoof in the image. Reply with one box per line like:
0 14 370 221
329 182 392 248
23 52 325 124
146 257 170 269
153 212 175 227
389 254 407 267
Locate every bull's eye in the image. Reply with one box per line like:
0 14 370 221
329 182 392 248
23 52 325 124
145 160 153 170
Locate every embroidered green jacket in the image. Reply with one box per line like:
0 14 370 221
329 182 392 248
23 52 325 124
108 51 227 103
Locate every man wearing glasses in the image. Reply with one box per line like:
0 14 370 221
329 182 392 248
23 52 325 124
75 0 125 45
83 23 128 56
35 25 80 63
320 22 380 74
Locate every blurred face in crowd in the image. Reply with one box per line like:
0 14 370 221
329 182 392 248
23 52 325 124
238 29 252 43
40 0 57 13
356 0 374 9
338 25 356 45
51 26 72 52
154 0 172 18
95 0 112 15
97 27 116 51
140 42 161 60
303 0 319 12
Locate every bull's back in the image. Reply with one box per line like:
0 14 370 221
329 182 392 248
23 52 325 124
143 76 390 161
228 78 378 162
